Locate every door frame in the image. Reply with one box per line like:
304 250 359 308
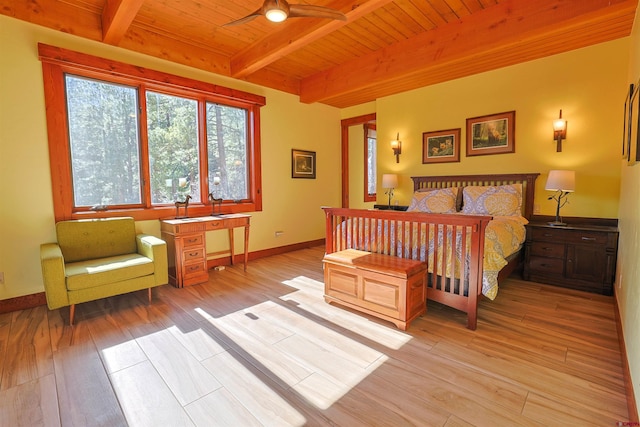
340 113 376 208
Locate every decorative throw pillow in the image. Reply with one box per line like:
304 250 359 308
407 187 458 213
462 184 522 216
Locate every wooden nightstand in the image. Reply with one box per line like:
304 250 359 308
523 221 618 295
373 204 408 211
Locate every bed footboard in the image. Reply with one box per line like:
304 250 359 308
322 207 491 329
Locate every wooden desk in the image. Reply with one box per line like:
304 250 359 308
160 214 250 287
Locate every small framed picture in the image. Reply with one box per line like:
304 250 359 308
422 128 461 163
623 83 634 158
629 84 640 165
466 110 515 156
291 149 316 179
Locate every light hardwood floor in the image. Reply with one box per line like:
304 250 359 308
0 246 630 426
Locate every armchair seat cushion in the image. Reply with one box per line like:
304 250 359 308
65 254 155 291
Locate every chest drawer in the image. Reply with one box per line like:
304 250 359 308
564 231 608 245
527 256 564 274
530 242 565 258
530 228 607 245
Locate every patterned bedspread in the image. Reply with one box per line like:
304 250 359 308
336 215 528 300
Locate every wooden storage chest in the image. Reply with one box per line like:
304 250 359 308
323 249 427 330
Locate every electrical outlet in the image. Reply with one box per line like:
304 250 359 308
533 203 540 214
0 272 4 284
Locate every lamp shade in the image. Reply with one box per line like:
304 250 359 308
545 170 575 192
382 174 398 189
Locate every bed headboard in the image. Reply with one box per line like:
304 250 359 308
410 173 540 219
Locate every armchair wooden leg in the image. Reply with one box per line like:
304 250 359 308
148 288 152 303
69 304 75 326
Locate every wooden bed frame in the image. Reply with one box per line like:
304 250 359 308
323 173 539 330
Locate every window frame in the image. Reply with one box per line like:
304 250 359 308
39 43 265 222
363 123 377 202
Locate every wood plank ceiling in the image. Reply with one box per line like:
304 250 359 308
1 0 637 108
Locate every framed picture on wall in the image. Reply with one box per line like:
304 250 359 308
628 83 640 166
291 149 316 178
623 83 634 158
466 111 515 156
422 128 460 163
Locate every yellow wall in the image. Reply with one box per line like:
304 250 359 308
0 16 341 300
618 6 640 415
374 39 628 219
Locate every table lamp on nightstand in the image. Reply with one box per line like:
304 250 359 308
545 170 575 226
382 174 398 207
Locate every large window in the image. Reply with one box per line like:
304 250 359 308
39 44 265 221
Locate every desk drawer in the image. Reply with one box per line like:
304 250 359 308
180 234 204 247
530 242 565 258
182 261 208 286
182 247 205 263
206 221 224 231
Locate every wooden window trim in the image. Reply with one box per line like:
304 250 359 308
38 43 265 222
363 123 377 202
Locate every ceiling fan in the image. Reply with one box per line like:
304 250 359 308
224 0 347 26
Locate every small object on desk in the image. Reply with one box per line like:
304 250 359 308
208 192 223 216
174 195 192 218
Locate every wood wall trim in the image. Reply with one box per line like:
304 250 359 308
615 295 640 422
2 240 325 314
207 239 325 269
0 293 47 314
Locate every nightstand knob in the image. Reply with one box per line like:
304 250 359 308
581 237 596 241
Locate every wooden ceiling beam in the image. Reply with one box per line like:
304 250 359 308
102 0 145 45
299 0 636 105
230 0 395 79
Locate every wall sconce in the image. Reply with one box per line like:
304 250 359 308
545 169 575 226
390 133 402 163
382 174 398 207
553 110 567 152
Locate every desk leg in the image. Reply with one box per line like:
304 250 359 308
228 228 235 266
243 224 249 271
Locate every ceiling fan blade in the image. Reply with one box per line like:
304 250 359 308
288 4 346 21
223 9 263 27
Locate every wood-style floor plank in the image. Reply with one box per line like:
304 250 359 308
0 246 632 426
109 360 195 426
0 374 60 427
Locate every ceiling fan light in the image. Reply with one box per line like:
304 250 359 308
265 8 288 22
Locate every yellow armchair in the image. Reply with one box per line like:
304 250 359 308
40 217 168 324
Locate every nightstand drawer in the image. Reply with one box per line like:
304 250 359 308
527 256 564 274
530 228 569 242
530 242 565 258
563 231 608 245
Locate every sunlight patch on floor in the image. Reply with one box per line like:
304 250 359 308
281 275 413 350
101 274 412 424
